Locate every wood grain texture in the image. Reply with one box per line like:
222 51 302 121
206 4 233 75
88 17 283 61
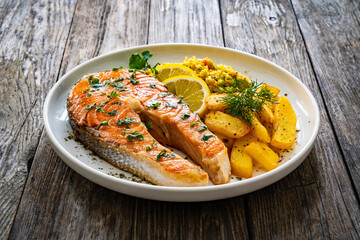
220 0 360 239
0 0 77 238
148 0 224 46
291 0 360 197
9 0 150 239
9 1 250 239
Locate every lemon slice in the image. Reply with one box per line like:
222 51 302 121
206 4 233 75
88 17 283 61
163 75 210 116
156 63 197 82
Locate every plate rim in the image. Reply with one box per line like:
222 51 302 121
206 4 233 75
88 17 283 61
43 43 320 198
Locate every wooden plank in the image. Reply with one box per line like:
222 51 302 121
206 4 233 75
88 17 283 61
9 1 250 239
220 0 360 239
0 0 77 239
144 1 248 239
8 0 150 239
291 0 360 196
148 0 224 46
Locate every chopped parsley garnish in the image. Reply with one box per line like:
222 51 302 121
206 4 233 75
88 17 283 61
146 101 161 109
117 118 137 126
126 131 144 142
171 152 175 159
101 92 106 96
100 121 109 126
150 83 156 89
146 146 151 151
182 113 190 120
156 149 170 161
119 87 128 92
201 134 214 142
112 66 123 71
130 73 139 85
89 78 102 88
196 125 208 131
86 92 92 97
190 122 199 127
88 75 94 80
102 80 111 86
121 129 125 135
159 92 169 98
177 99 183 104
95 107 104 112
115 78 124 82
109 91 120 98
99 100 109 107
83 88 90 93
107 110 117 116
112 102 122 105
164 102 177 108
128 51 159 75
85 103 96 112
152 140 157 146
145 122 152 129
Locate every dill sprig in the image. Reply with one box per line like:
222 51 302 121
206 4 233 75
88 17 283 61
219 80 274 125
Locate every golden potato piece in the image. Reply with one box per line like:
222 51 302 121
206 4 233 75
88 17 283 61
214 132 234 150
205 111 250 138
205 94 227 111
259 104 274 123
260 84 280 111
230 135 257 178
244 142 279 171
262 84 280 96
250 116 270 143
262 121 274 137
271 96 297 149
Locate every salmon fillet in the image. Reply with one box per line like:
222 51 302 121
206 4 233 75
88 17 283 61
67 69 230 186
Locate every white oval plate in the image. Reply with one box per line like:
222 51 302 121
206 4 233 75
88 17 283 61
44 43 320 202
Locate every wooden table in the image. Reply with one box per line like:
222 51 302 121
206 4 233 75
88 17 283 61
1 0 359 239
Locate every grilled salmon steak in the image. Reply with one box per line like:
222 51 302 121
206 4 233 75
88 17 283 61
67 69 231 186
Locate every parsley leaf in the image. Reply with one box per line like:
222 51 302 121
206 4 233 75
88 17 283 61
201 134 213 142
196 125 208 131
100 121 109 126
156 149 170 161
99 100 109 107
146 101 161 109
109 91 120 98
107 110 117 116
95 107 104 112
89 78 102 88
190 122 199 127
150 83 156 89
126 131 144 142
164 102 177 108
182 113 191 120
117 118 137 126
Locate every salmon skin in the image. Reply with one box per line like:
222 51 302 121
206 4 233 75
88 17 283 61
67 69 230 186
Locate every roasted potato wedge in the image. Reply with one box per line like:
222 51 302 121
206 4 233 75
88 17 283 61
259 104 274 123
205 93 227 111
205 111 250 138
230 135 257 178
244 142 279 171
271 96 297 149
262 84 280 96
250 116 271 143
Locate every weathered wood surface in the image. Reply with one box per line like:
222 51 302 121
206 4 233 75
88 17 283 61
0 0 359 239
9 0 248 239
292 0 360 197
0 0 77 239
220 0 359 239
